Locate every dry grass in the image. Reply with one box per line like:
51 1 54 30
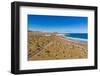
28 32 88 61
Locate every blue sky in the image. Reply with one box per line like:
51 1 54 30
28 15 88 33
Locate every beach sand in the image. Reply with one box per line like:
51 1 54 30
28 32 88 61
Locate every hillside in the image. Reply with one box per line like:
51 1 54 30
28 32 87 61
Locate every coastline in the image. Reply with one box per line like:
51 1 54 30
63 36 87 44
56 33 88 44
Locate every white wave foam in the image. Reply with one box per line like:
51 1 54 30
65 36 87 42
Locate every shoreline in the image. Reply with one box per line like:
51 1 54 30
55 33 88 44
64 36 87 44
58 35 87 45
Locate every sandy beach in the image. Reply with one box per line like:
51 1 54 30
28 32 88 61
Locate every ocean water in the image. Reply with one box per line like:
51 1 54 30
64 33 88 43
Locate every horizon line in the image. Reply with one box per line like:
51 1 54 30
28 30 87 34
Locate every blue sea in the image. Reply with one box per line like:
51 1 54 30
64 33 88 43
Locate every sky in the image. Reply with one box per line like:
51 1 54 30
28 15 88 33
